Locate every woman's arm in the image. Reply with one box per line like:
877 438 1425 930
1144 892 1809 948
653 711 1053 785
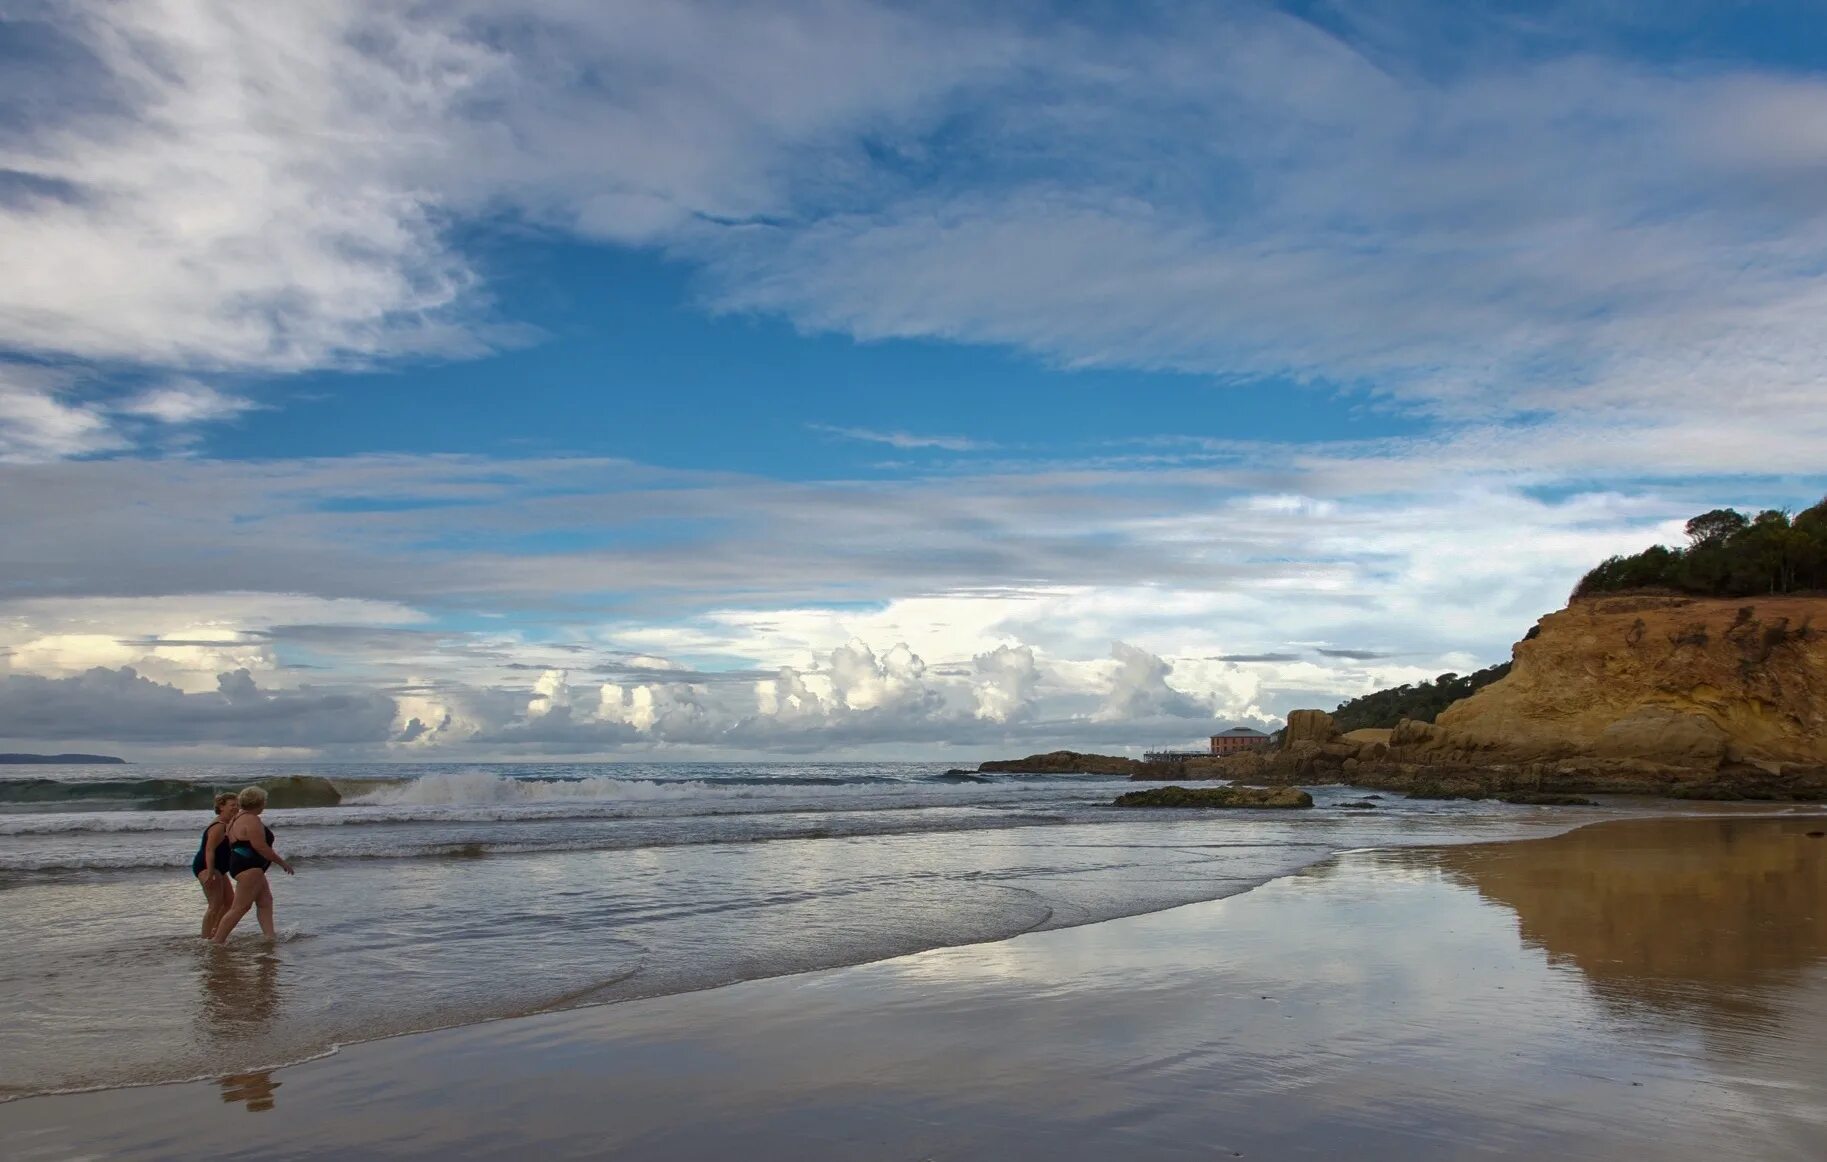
249 824 293 874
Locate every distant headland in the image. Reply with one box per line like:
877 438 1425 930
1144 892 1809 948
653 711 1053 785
0 753 127 765
983 501 1827 803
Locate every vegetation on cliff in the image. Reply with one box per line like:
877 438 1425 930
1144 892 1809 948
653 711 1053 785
1574 499 1827 599
1330 663 1512 732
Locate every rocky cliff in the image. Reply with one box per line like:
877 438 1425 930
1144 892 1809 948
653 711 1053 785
1433 595 1825 768
1200 595 1827 800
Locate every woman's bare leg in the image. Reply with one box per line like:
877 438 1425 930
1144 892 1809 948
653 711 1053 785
254 879 276 939
199 874 230 938
211 870 266 944
199 874 218 937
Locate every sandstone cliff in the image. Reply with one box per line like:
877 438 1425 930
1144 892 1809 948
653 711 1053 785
1198 595 1827 800
1433 595 1825 768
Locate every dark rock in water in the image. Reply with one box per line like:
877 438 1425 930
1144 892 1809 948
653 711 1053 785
0 753 126 764
1339 799 1381 809
256 775 342 808
1404 778 1491 801
934 770 993 783
1502 792 1597 806
1114 785 1313 809
980 750 1148 776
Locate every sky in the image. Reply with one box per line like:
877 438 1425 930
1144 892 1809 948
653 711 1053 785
2 0 1825 762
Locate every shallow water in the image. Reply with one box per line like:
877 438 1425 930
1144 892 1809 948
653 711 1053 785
3 816 1821 1160
0 762 1780 1099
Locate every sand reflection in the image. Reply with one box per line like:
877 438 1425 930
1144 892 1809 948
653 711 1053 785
217 1071 281 1113
200 949 282 1040
1427 816 1827 1028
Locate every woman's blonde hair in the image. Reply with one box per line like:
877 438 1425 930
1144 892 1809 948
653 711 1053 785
236 785 269 811
214 791 239 811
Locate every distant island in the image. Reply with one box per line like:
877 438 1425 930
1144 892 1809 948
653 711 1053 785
0 753 127 764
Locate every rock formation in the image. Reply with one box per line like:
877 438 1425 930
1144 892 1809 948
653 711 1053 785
1113 785 1313 809
1197 595 1827 800
978 751 1149 776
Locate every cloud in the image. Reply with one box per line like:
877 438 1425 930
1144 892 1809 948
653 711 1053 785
116 380 257 425
0 367 122 462
808 425 994 452
972 644 1038 723
0 666 401 746
1095 642 1211 723
0 0 1012 449
1315 648 1392 660
8 0 1827 476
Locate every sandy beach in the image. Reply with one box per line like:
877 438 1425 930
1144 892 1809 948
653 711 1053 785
3 813 1822 1160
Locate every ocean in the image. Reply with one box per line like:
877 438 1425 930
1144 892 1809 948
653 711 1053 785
0 761 1658 1100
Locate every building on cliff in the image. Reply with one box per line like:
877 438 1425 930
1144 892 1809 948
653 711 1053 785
1210 727 1272 755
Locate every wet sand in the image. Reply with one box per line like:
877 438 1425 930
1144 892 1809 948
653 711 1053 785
3 814 1823 1160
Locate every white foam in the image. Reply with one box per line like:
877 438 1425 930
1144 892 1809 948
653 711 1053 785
345 771 783 807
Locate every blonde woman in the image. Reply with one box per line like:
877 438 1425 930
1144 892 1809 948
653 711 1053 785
192 792 240 937
210 786 294 944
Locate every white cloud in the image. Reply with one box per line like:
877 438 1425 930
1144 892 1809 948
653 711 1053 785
0 592 431 693
7 1 1827 475
972 644 1038 723
1095 642 1211 723
117 380 257 425
0 368 122 462
808 425 993 452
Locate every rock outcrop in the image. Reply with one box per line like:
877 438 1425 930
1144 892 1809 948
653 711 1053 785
1201 595 1827 800
978 751 1148 776
1282 709 1336 747
1114 785 1313 809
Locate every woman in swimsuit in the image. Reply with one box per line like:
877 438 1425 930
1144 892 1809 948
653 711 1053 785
192 791 239 938
210 785 294 945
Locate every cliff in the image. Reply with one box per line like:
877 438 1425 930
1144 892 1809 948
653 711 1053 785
1434 595 1826 767
1200 595 1827 800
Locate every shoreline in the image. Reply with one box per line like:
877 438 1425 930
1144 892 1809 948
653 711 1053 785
4 803 1812 1105
1 801 1716 1104
3 812 1822 1159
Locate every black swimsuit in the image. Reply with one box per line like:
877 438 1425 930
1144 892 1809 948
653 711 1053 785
191 823 231 878
227 825 275 877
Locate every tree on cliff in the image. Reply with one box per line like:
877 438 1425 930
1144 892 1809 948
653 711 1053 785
1330 662 1513 731
1575 498 1827 599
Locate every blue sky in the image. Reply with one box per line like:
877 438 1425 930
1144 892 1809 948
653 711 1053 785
1 0 1825 759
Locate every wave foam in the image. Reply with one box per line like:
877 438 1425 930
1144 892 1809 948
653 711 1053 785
344 771 780 807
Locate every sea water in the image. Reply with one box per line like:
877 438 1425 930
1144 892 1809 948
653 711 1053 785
0 761 1676 1099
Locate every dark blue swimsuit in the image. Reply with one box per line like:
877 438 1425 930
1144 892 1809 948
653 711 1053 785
191 823 231 879
228 826 275 878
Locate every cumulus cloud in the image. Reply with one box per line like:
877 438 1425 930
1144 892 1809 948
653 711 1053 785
1095 642 1211 723
972 644 1038 723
